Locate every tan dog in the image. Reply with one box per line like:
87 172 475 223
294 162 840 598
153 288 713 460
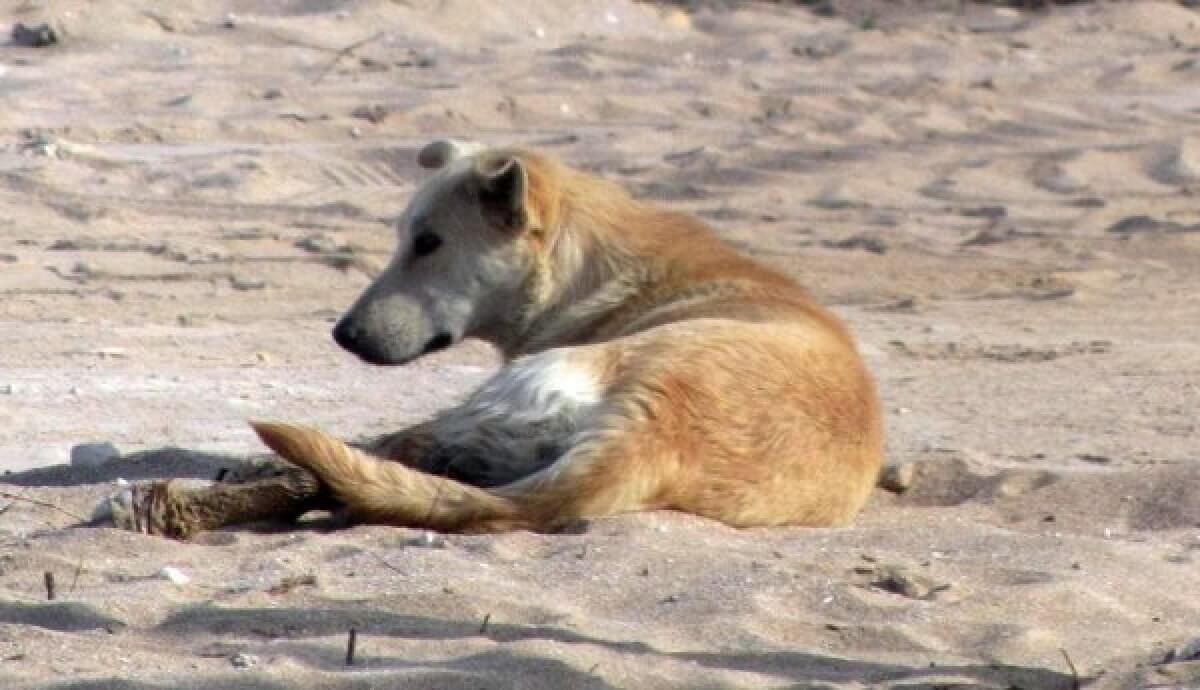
107 140 882 537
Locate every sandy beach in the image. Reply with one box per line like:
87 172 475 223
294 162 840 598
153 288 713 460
1 1 1199 688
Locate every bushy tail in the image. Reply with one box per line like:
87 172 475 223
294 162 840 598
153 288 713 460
250 422 523 532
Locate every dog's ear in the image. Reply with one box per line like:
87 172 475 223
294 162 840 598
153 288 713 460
417 139 485 170
476 155 528 232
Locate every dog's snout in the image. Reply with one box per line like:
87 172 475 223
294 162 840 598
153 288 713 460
422 333 454 355
332 320 361 352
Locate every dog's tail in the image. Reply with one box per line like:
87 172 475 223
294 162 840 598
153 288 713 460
250 422 524 532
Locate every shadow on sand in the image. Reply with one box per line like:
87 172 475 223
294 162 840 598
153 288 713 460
25 605 1081 690
1 447 266 489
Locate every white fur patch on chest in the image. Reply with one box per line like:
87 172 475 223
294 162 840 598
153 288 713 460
471 350 603 418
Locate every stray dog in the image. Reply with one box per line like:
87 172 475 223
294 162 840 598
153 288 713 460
105 140 882 538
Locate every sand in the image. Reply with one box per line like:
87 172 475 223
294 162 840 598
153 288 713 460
1 1 1199 688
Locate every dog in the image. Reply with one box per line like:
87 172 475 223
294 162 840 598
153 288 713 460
105 139 882 538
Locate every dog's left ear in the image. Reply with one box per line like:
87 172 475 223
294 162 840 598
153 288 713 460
476 155 528 232
417 138 485 170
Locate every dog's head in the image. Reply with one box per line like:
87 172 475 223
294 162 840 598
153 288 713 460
332 139 557 365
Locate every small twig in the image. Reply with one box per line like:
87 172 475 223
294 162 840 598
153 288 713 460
369 551 405 576
43 571 56 601
68 557 85 596
312 31 385 85
0 491 87 523
479 613 491 635
1060 648 1080 690
345 628 358 666
0 501 14 518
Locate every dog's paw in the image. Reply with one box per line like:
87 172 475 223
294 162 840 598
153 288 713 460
94 483 150 532
94 481 199 537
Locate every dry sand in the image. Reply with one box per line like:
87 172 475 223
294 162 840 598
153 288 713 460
1 1 1199 688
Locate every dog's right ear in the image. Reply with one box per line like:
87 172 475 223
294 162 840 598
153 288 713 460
417 139 485 170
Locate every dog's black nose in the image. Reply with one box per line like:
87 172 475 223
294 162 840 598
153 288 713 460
332 320 361 352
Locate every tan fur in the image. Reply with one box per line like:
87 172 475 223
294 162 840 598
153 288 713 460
250 143 884 533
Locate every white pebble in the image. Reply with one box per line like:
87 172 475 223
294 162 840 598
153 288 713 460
71 442 120 468
160 566 191 585
230 653 258 668
413 530 445 548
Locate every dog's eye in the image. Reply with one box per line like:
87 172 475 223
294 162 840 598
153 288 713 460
412 231 443 258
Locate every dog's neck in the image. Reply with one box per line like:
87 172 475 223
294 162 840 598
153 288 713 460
479 192 658 359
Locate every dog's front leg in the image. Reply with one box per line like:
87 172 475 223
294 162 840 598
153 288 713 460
99 421 446 540
101 464 329 540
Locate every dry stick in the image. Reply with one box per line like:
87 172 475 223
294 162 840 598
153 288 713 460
0 490 87 523
1060 648 1080 690
345 628 358 666
68 557 84 596
369 551 405 577
312 31 385 85
43 571 56 601
479 613 491 635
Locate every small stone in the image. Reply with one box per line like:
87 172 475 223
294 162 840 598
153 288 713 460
878 463 917 493
959 205 1007 220
821 234 887 254
295 233 344 254
71 442 120 468
1165 638 1200 664
351 104 391 124
791 33 848 60
222 13 237 29
11 23 58 48
871 565 948 600
230 653 257 669
159 566 191 586
229 276 266 291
